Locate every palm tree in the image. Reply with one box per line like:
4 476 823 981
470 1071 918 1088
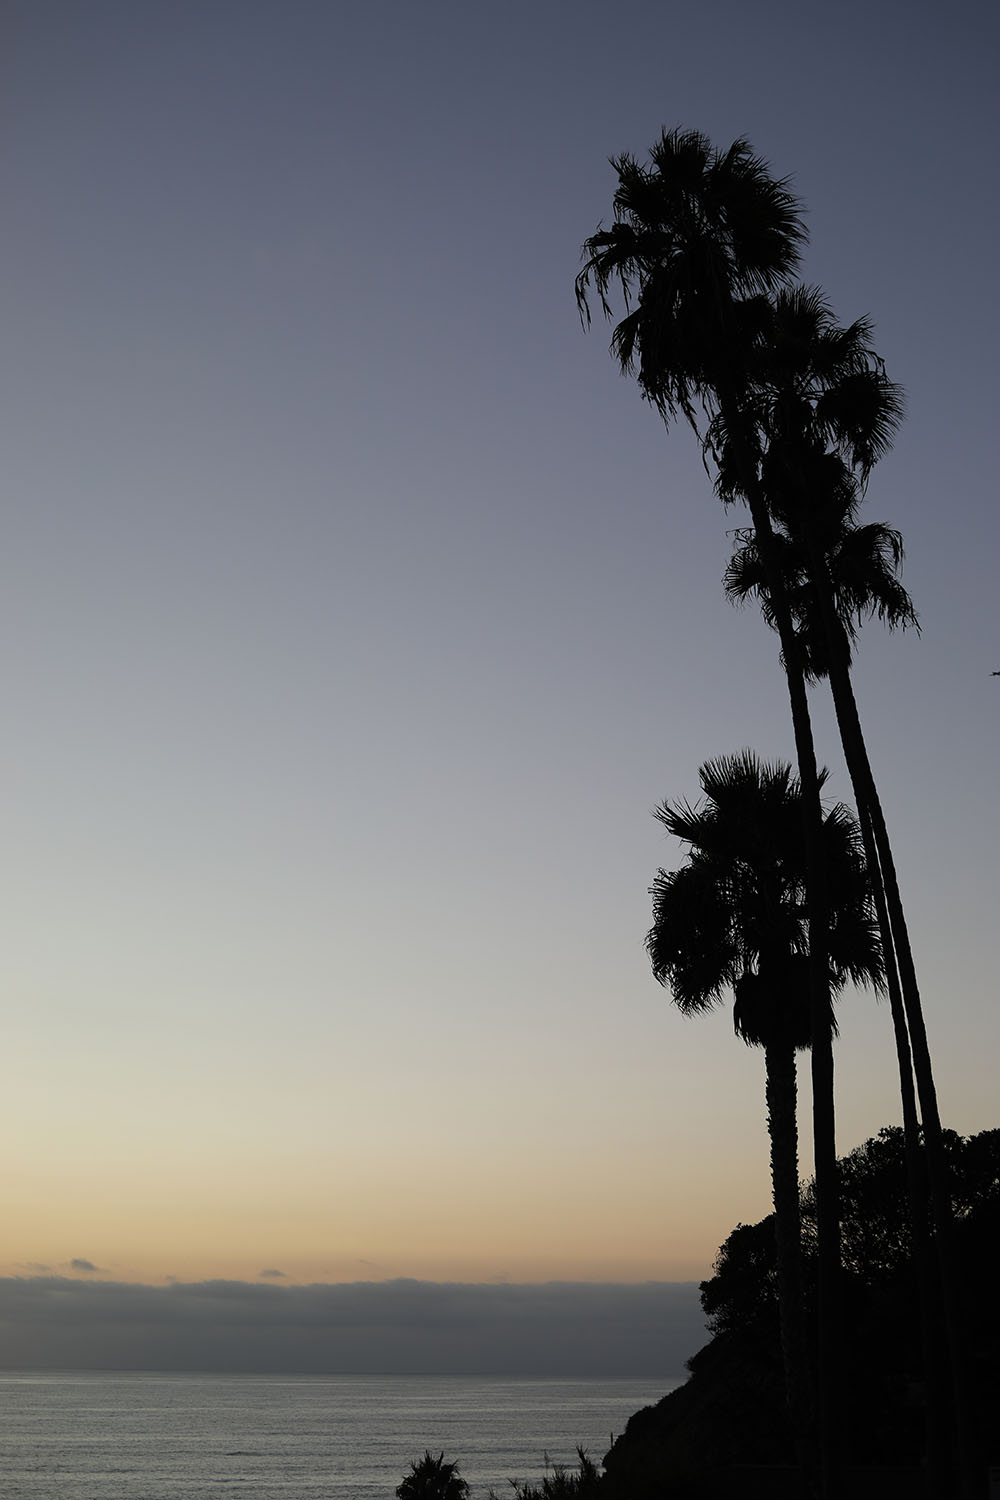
707 289 921 1126
726 507 919 1116
396 1452 469 1500
707 287 928 1213
726 491 974 1492
647 752 883 1458
577 134 843 1480
717 287 973 1491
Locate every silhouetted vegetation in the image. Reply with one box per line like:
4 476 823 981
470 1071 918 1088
647 751 881 1449
601 1127 1000 1498
577 130 866 1482
578 123 977 1492
350 121 1000 1500
395 1449 601 1500
488 1450 602 1499
396 1451 470 1500
395 1128 997 1494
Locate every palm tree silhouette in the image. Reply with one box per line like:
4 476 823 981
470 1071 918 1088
647 752 882 1457
711 290 923 1156
395 1452 469 1500
577 131 843 1479
726 505 921 1122
718 288 974 1493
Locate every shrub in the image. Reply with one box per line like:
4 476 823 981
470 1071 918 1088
489 1448 602 1499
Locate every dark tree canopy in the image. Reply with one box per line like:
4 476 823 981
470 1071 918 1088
701 1125 1000 1336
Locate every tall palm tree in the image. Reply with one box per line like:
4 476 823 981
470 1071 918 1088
726 506 919 1118
577 134 844 1482
717 286 973 1490
726 489 973 1492
647 752 883 1459
708 289 928 1194
722 445 921 1131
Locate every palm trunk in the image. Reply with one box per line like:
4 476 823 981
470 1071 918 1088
718 393 839 1494
811 571 976 1495
849 793 928 1276
849 807 919 1141
764 1039 813 1462
857 802 947 1479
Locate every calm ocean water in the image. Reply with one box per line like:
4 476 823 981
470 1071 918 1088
0 1371 680 1498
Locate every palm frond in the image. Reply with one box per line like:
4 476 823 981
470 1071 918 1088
828 522 919 636
647 864 738 1008
814 371 905 476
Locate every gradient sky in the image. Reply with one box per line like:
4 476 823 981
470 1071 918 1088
0 0 997 1314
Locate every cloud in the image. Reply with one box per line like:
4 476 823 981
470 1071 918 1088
0 1278 706 1377
258 1269 286 1279
69 1259 102 1273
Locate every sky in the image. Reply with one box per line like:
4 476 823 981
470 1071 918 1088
0 0 997 1373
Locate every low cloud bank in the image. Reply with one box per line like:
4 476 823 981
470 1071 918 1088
0 1277 705 1376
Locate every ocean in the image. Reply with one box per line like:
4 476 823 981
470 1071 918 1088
0 1371 680 1498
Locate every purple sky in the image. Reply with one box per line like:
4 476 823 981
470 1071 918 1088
0 0 997 1361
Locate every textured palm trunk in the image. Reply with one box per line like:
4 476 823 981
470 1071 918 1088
810 564 975 1496
764 1040 813 1460
718 392 838 1495
854 803 921 1137
756 525 839 1499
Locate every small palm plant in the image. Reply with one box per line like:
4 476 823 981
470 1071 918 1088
396 1451 469 1500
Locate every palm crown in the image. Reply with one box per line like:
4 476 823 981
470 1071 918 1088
576 128 806 427
725 509 918 680
647 752 883 1049
707 286 917 677
706 285 905 499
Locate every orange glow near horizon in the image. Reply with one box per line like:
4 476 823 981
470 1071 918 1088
4 1122 765 1287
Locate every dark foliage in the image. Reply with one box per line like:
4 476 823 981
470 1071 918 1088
703 1125 999 1334
396 1452 470 1500
576 127 805 430
647 751 882 1029
490 1449 602 1499
602 1127 1000 1495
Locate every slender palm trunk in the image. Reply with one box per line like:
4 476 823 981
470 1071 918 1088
764 1039 813 1463
811 571 976 1495
849 795 930 1296
852 808 919 1140
856 802 947 1478
757 540 839 1497
718 396 839 1493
